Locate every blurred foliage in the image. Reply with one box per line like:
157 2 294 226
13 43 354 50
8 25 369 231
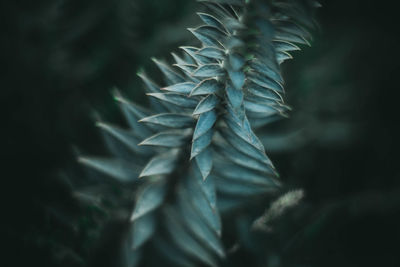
2 0 399 266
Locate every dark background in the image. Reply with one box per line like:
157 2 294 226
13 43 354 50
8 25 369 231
2 0 399 266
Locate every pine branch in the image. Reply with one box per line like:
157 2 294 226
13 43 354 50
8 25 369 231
79 0 319 266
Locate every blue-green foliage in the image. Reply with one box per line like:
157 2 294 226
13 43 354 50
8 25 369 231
79 0 318 266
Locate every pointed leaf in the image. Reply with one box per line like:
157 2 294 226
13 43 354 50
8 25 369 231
214 160 280 187
189 28 223 48
131 213 156 250
197 47 225 60
78 157 139 182
190 78 221 96
192 64 224 78
139 130 189 148
177 187 225 258
228 52 245 71
195 147 213 180
139 149 179 177
249 59 284 84
248 71 284 93
246 81 283 102
214 139 275 174
197 12 228 33
164 207 218 267
225 83 243 109
162 82 196 94
97 122 153 156
180 46 213 65
220 126 271 165
147 93 198 108
228 69 245 90
130 180 167 221
191 129 213 159
193 110 217 140
152 58 185 84
140 113 194 128
244 100 281 116
273 40 301 52
189 25 226 45
184 170 221 234
193 94 219 115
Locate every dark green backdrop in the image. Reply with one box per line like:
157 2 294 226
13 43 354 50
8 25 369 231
2 0 399 266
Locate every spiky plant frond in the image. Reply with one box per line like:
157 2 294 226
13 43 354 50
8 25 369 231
79 0 319 266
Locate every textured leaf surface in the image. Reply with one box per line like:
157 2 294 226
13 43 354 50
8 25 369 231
139 130 189 148
193 94 219 115
195 147 213 180
164 207 218 267
191 129 213 159
193 110 217 140
131 213 156 250
139 149 179 177
131 180 167 221
190 78 221 96
140 113 194 128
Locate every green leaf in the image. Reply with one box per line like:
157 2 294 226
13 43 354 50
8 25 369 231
224 114 264 152
192 64 224 78
214 139 275 174
214 160 280 187
180 46 213 65
191 128 213 159
190 78 221 96
177 186 225 258
96 122 153 156
246 81 283 102
131 213 156 250
276 51 293 64
249 59 284 84
137 72 161 93
152 58 186 84
274 29 310 46
193 167 217 211
139 149 179 177
184 171 221 234
272 19 312 42
193 94 219 115
244 100 281 116
162 82 196 94
147 93 198 108
197 47 226 60
139 130 189 148
220 126 271 165
195 147 213 180
189 27 223 48
228 52 245 71
189 25 226 44
140 113 194 128
130 180 167 221
197 12 228 33
228 69 245 90
193 110 217 140
248 71 284 93
114 95 153 138
225 83 243 109
273 40 301 52
163 207 218 267
78 156 139 182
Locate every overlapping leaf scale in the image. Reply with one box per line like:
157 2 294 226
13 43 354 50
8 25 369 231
79 1 318 266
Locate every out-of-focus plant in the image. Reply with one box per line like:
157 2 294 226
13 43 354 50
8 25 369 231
79 0 319 266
